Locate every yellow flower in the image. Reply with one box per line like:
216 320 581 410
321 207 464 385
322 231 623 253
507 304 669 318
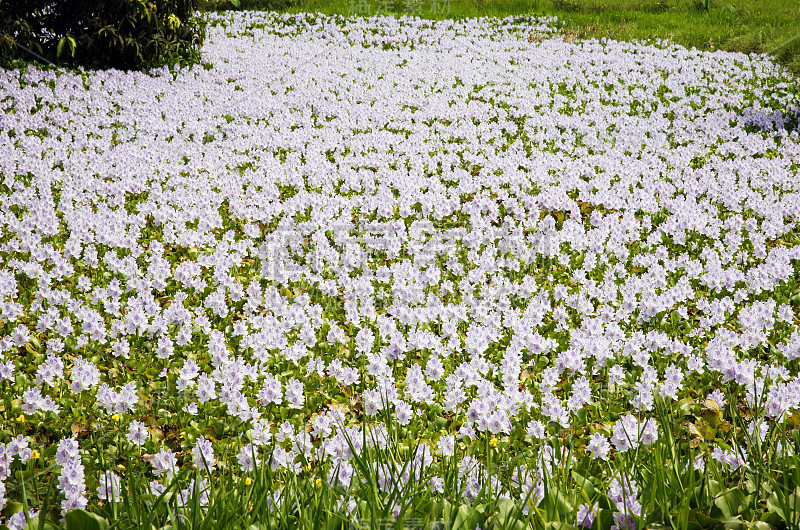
16 415 25 423
315 478 322 487
111 413 120 422
245 477 253 486
489 437 498 448
118 464 126 470
30 450 40 459
248 501 254 511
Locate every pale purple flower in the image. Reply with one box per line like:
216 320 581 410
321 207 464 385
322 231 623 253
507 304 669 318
611 415 641 453
237 443 256 472
127 421 149 447
6 509 38 530
394 400 413 426
576 503 598 528
151 447 179 479
55 438 80 466
437 435 455 457
96 471 122 502
586 432 610 460
192 436 216 472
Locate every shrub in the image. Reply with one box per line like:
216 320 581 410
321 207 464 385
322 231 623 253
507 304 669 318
196 0 301 12
0 0 205 71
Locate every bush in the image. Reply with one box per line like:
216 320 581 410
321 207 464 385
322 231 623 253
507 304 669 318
196 0 301 12
0 0 205 71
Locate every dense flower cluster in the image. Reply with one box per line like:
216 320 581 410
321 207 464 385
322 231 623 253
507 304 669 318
55 438 87 515
0 9 798 526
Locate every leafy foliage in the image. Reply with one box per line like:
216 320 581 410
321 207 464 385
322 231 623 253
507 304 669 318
196 0 302 12
0 0 205 70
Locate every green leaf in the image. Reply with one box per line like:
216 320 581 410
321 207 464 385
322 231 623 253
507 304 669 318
759 510 784 527
65 509 110 530
744 521 778 530
572 471 597 500
4 500 24 515
694 510 723 526
451 504 482 530
595 509 616 529
487 499 526 530
707 479 722 498
715 488 746 519
766 493 783 522
229 0 241 7
22 518 60 530
721 517 744 530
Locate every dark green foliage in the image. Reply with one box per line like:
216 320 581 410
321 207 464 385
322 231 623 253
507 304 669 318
196 0 301 12
0 0 205 71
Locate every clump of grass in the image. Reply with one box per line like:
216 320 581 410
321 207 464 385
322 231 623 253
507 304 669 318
9 399 800 529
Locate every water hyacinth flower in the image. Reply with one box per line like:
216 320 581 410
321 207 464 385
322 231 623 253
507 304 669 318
0 360 14 382
56 438 87 516
127 420 149 447
437 435 455 457
328 459 354 488
394 400 413 425
176 476 210 508
35 354 64 388
7 436 30 460
150 448 179 479
192 436 216 473
608 473 641 528
238 443 256 472
69 357 101 394
21 387 44 415
526 420 546 440
711 446 749 472
96 471 122 503
611 415 658 452
55 438 80 467
284 378 305 409
511 465 545 515
5 509 38 530
586 432 611 460
576 503 599 528
0 8 799 524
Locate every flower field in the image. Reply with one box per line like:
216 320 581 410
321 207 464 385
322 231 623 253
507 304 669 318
1 10 800 529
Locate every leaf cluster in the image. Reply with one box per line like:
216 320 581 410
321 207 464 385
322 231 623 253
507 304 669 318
0 0 205 71
195 0 301 12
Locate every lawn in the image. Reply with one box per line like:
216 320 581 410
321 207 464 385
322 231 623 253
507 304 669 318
1 5 800 530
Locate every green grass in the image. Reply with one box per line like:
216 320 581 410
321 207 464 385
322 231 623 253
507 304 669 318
203 0 800 77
